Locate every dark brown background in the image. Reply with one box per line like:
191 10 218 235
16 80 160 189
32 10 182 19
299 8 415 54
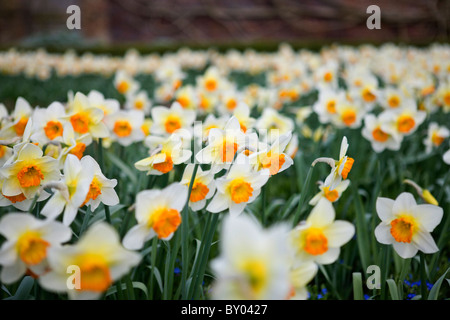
0 0 449 50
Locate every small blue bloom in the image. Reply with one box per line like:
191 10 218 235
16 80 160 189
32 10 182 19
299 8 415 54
321 288 328 295
174 267 181 275
307 292 311 299
407 293 416 300
364 294 370 300
317 294 323 299
426 281 433 291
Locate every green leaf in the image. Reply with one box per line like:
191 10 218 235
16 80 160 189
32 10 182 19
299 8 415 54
352 272 364 300
106 151 138 185
352 185 370 271
147 266 164 294
386 279 399 300
106 281 148 298
428 267 450 300
7 276 34 300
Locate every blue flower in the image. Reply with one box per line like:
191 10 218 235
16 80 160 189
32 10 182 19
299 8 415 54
317 294 323 299
407 293 416 300
321 288 328 295
364 294 370 300
426 281 433 291
174 267 181 275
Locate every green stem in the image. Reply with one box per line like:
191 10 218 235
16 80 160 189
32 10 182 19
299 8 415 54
181 163 199 299
187 211 212 299
104 204 111 224
125 274 135 300
380 245 390 300
147 237 158 300
79 206 91 236
437 169 450 203
261 184 267 226
419 252 427 300
293 165 314 226
191 212 220 300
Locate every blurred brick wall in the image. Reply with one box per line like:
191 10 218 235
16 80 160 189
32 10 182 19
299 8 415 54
0 0 448 46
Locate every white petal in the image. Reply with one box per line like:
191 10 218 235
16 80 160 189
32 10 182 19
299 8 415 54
412 204 443 232
206 193 229 213
392 242 418 259
315 247 340 265
376 197 395 221
1 261 26 284
306 198 335 227
374 223 394 245
412 230 439 254
324 220 355 247
392 192 416 215
123 224 151 250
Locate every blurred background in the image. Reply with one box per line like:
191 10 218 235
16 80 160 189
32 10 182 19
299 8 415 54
0 0 448 53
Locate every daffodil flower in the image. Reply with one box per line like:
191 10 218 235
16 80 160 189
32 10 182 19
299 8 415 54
290 199 355 265
39 222 141 300
30 102 67 145
309 179 350 206
80 156 119 211
123 183 188 249
0 143 60 199
41 154 95 226
196 116 255 169
114 70 139 96
134 134 192 175
313 136 355 191
362 114 402 153
423 122 449 154
374 192 443 259
287 261 318 300
0 213 71 284
66 92 109 139
180 164 215 211
210 214 292 300
0 97 33 139
150 102 195 136
250 131 294 176
206 153 270 217
105 110 145 146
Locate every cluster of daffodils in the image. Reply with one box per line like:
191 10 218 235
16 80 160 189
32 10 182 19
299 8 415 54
0 42 448 300
0 94 144 299
210 137 356 300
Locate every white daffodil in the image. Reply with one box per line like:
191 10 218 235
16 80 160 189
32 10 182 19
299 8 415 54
210 214 292 300
30 102 68 145
423 122 449 154
0 97 33 139
41 154 95 226
309 179 350 206
207 153 269 217
125 90 152 115
0 143 60 199
114 70 140 96
250 131 294 176
313 88 346 125
290 198 355 265
379 106 426 138
180 164 215 211
39 222 141 300
123 183 188 249
232 102 256 133
66 92 109 139
287 261 318 300
314 136 354 191
150 102 196 136
255 108 294 143
87 90 120 118
174 85 197 110
80 155 119 211
105 110 145 146
0 213 71 284
362 114 402 153
374 192 443 259
196 116 255 169
134 133 192 176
